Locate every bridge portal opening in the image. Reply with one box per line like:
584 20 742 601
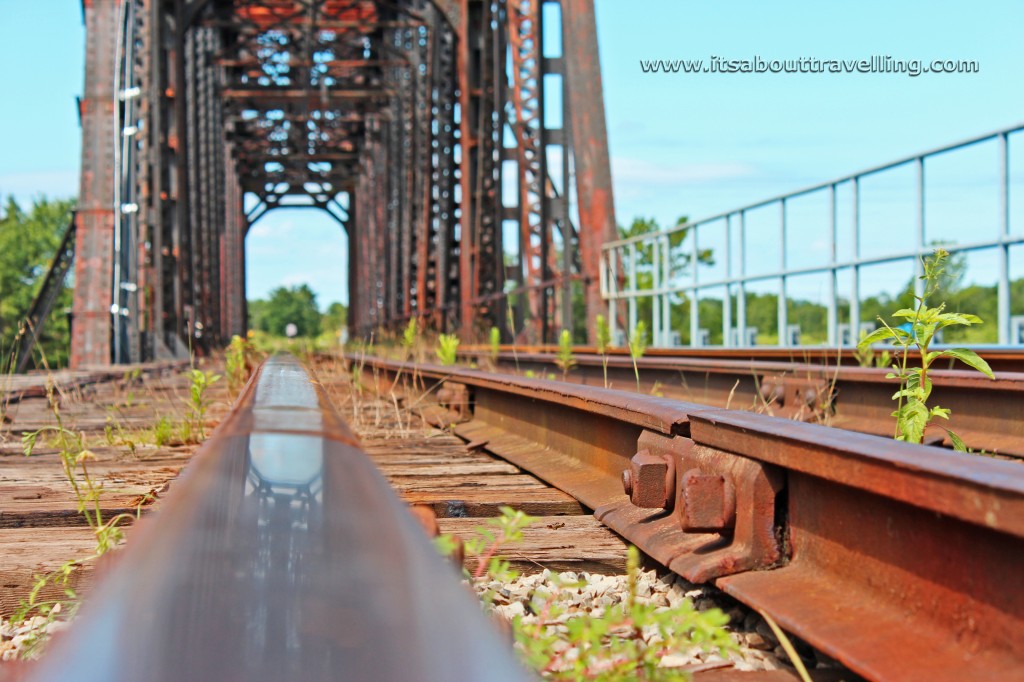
244 198 349 345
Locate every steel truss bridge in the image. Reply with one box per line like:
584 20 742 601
70 0 616 366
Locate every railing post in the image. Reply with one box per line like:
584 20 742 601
724 215 733 347
662 234 671 346
827 183 838 346
915 157 926 299
778 199 788 347
690 225 700 346
628 242 638 336
738 210 747 345
652 239 661 347
851 177 861 343
998 132 1011 345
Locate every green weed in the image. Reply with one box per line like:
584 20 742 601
436 334 460 366
596 314 612 388
490 326 502 366
439 507 734 680
16 382 150 653
628 321 648 393
226 334 259 394
184 368 221 442
555 330 577 380
858 249 994 448
153 416 173 447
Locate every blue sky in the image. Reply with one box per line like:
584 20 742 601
2 0 1021 308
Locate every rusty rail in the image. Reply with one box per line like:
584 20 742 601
457 348 1024 456
357 354 1024 682
28 355 526 682
463 344 1024 373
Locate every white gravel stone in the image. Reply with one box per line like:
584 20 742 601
469 565 801 674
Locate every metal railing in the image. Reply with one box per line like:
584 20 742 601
600 122 1024 347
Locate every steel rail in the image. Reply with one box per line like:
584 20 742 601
28 355 526 682
455 349 1024 456
463 344 1024 373
356 354 1024 682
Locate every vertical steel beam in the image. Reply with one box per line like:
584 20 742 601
72 0 120 367
562 0 616 343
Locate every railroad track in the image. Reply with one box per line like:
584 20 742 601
2 356 810 680
2 352 1020 680
354 353 1024 681
455 347 1024 456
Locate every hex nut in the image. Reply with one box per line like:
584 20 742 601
760 378 784 406
624 449 675 509
680 468 737 532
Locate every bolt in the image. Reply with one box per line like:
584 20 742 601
680 469 737 532
623 449 675 509
760 379 783 406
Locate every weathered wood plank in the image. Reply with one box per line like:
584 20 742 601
401 488 583 518
387 474 550 493
439 515 628 575
0 528 111 617
374 461 522 476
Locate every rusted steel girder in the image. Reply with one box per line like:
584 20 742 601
29 355 526 681
357 354 1024 682
75 0 616 362
563 0 618 342
73 0 120 367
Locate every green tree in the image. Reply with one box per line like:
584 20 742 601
0 196 76 368
322 301 347 334
248 284 322 338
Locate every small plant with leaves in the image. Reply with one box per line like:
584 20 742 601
516 546 734 679
436 333 460 366
489 326 502 366
184 368 221 442
852 330 892 369
103 414 138 457
555 330 577 380
152 416 174 447
402 318 420 359
22 384 135 555
462 506 535 585
440 512 735 680
595 314 612 388
225 335 258 394
858 249 994 449
628 321 648 393
16 382 149 653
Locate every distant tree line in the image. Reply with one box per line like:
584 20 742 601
248 284 347 339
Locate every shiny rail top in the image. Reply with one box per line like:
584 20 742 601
31 355 525 682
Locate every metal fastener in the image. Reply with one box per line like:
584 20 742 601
621 449 676 509
680 468 737 532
